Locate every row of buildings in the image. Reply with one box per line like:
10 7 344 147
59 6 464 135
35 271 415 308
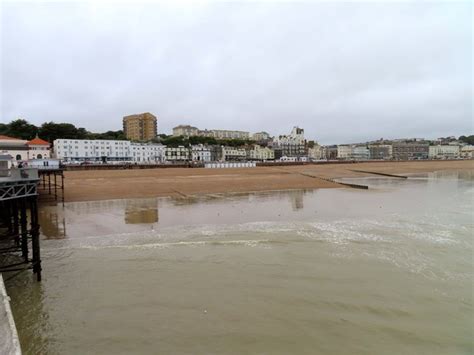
172 125 252 140
327 140 473 161
121 112 270 142
0 126 302 164
120 113 473 161
119 112 474 160
2 127 473 166
52 139 276 163
39 134 474 164
172 125 275 142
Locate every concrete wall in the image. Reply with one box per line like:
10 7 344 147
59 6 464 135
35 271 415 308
0 275 22 355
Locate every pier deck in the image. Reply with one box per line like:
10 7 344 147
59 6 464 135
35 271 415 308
0 168 42 282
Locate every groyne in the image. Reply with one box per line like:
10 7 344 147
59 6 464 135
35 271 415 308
350 169 407 179
297 172 369 190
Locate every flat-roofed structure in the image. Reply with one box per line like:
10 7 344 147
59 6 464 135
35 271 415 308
369 145 392 160
392 142 429 160
172 125 199 137
428 145 460 159
0 135 29 162
211 129 250 140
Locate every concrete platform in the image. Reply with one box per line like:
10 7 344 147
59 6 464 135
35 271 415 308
0 274 21 355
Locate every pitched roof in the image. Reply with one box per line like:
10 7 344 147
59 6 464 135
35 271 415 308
0 135 23 141
27 137 50 145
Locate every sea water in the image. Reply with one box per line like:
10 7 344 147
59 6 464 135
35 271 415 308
5 170 473 354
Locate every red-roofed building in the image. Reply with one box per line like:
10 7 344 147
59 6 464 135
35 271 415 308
27 136 51 159
0 134 51 162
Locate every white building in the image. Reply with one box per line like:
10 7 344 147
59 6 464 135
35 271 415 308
191 144 212 162
172 125 199 137
165 146 190 162
211 130 250 140
54 139 131 163
337 145 370 160
222 146 247 161
273 127 306 157
352 146 370 160
131 142 165 163
53 139 165 163
428 145 460 159
460 145 474 159
337 145 353 159
308 145 323 160
248 145 275 161
252 132 271 141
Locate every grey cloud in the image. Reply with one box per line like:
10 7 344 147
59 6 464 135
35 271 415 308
1 1 472 144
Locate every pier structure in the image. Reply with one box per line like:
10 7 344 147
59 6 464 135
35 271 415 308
0 167 42 282
38 168 65 203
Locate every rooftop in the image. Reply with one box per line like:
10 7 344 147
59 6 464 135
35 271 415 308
0 135 23 141
27 137 50 146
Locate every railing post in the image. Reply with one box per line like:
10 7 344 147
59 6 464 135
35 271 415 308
12 199 19 247
20 198 28 262
30 196 41 281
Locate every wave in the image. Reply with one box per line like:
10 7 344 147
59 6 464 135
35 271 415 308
42 216 471 249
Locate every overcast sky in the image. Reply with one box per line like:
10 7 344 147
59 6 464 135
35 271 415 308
1 0 472 144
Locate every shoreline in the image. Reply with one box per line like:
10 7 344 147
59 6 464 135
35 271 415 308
59 160 473 202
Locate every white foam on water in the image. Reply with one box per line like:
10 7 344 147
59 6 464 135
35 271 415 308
42 213 470 252
41 202 472 283
43 238 272 251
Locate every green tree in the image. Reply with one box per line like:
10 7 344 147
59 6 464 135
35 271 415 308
86 130 125 140
38 122 83 142
459 135 474 145
0 123 8 135
160 135 188 147
4 119 38 139
189 136 218 145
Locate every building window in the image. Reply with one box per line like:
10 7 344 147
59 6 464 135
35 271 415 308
16 154 21 160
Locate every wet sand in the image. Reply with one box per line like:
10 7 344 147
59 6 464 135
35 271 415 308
62 160 473 202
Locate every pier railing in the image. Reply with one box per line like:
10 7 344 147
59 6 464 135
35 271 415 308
0 169 39 201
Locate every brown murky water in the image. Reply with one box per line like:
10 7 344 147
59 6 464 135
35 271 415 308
5 171 474 354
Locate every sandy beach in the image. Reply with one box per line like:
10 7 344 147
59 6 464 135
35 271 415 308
60 160 473 202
